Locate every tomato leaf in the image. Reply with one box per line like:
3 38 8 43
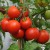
45 21 50 28
24 41 42 50
0 27 5 37
8 43 19 50
10 0 20 3
45 43 50 50
0 12 4 21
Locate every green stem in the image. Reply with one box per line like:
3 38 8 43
0 34 3 50
18 39 24 50
18 0 26 50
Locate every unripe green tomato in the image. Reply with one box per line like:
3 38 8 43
45 10 50 19
35 0 48 7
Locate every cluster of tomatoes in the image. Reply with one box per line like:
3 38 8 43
1 6 49 44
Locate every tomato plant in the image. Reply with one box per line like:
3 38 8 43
0 0 50 50
37 30 49 44
20 17 32 29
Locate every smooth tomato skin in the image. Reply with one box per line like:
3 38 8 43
1 18 9 32
20 17 32 29
7 20 20 33
25 28 40 40
45 10 50 19
12 29 24 39
38 30 49 44
8 6 20 18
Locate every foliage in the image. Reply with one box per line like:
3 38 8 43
45 43 50 50
0 12 4 21
8 43 19 50
8 41 42 50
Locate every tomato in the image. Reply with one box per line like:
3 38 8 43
20 7 29 17
12 29 24 39
25 28 40 40
8 6 20 18
37 30 49 44
45 10 50 19
35 0 48 7
23 10 29 17
20 17 32 29
7 20 20 33
1 18 9 32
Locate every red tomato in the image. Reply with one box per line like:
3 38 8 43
1 18 9 32
25 28 40 40
23 10 29 17
7 20 20 33
19 7 29 17
8 6 20 18
20 17 32 29
37 30 49 44
12 29 24 39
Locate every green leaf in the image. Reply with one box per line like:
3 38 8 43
24 41 42 50
45 43 50 50
8 41 42 50
8 43 19 50
10 0 20 3
0 27 5 37
0 12 4 21
34 47 42 50
2 31 5 37
46 28 50 33
45 21 50 28
39 19 46 26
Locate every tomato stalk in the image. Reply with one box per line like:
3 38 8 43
0 33 3 50
18 0 25 50
18 39 25 50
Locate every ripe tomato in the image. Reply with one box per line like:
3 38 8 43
7 20 20 33
25 28 40 40
8 6 20 18
45 10 50 19
1 18 9 32
19 7 29 17
12 29 24 39
23 10 29 17
37 30 49 44
20 17 32 29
